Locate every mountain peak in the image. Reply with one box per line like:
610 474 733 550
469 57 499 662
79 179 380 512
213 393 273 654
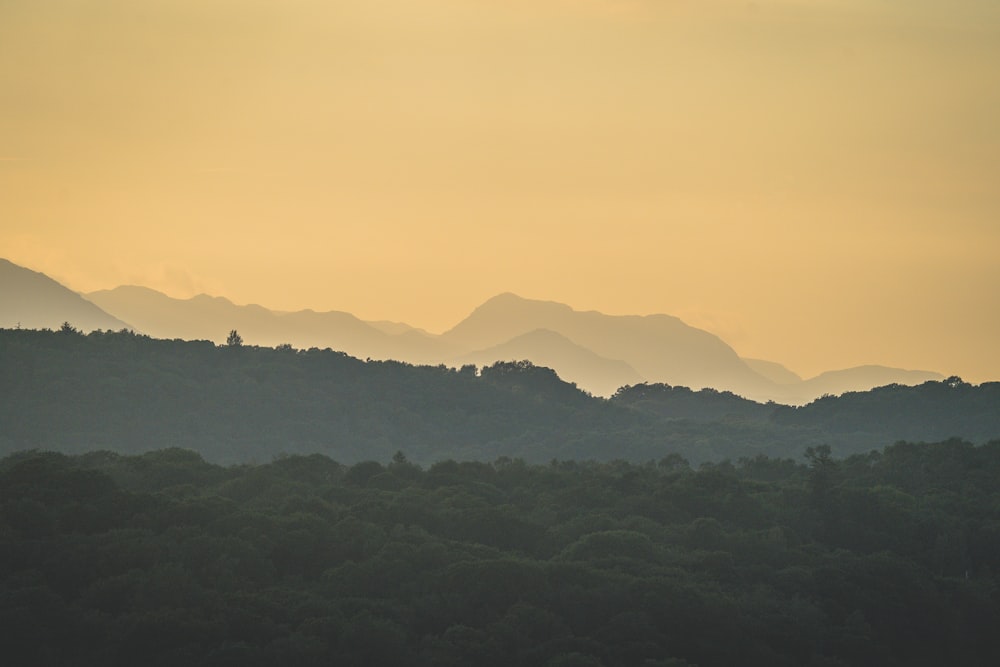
441 292 774 397
0 259 131 332
475 292 574 314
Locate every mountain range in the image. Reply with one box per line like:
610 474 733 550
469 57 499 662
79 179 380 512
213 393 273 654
1 258 943 403
85 285 454 365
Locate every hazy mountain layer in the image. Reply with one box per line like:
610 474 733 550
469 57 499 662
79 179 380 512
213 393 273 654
86 285 462 364
743 358 803 385
443 292 776 398
0 260 949 402
86 285 772 398
0 258 130 332
799 365 943 398
741 359 944 404
453 328 644 397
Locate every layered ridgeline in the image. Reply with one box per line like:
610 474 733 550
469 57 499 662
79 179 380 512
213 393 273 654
84 287 778 399
84 284 942 403
441 293 777 401
85 285 454 365
1 328 996 465
0 259 945 402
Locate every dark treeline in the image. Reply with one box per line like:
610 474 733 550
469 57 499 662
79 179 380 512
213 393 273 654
1 327 998 465
2 327 999 465
2 440 999 666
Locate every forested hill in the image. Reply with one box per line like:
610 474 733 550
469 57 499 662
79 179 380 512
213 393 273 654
612 379 1000 449
1 328 998 465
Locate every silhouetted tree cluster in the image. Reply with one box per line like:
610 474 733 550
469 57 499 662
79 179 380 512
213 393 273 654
225 330 242 347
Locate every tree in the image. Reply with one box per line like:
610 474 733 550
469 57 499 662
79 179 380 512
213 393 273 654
226 330 243 347
805 445 839 502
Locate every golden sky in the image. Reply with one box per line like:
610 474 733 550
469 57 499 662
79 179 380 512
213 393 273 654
2 0 999 380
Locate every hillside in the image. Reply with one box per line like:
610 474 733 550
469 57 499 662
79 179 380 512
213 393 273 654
771 376 1000 443
0 258 130 332
798 365 943 398
742 358 802 385
1 328 997 466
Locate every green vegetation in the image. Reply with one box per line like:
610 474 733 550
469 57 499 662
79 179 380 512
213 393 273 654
2 328 999 465
2 440 999 666
3 328 1000 664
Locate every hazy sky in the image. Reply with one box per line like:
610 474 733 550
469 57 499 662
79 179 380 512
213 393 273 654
2 0 999 380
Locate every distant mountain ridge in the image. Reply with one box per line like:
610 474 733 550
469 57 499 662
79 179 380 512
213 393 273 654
0 258 131 332
800 365 943 398
743 358 803 385
85 285 458 364
441 292 774 398
0 259 945 402
454 328 644 398
439 293 943 402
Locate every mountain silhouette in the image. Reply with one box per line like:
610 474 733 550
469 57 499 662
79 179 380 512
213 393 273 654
743 358 803 385
453 328 644 397
0 258 131 332
442 292 776 398
799 365 943 398
1 260 949 402
365 320 433 336
85 286 461 363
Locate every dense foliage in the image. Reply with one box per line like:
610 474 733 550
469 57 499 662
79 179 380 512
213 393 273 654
2 441 999 666
2 328 999 465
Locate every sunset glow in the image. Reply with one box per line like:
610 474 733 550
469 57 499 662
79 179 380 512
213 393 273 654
2 0 998 380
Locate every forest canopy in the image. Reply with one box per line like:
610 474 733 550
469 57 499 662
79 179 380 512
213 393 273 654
2 440 999 666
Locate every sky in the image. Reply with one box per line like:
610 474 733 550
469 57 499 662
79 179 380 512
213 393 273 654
2 0 999 381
